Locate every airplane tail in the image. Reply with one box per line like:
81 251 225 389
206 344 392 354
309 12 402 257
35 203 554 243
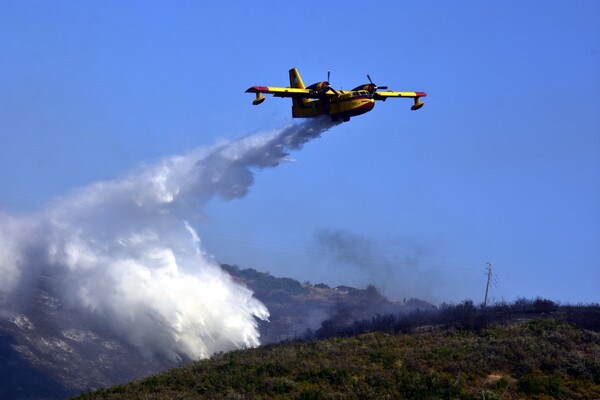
289 67 322 118
289 67 305 89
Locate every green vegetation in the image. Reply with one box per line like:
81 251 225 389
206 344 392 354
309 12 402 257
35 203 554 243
74 319 600 399
221 264 308 296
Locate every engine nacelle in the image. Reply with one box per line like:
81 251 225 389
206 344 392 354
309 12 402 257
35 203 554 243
352 83 377 94
307 81 331 94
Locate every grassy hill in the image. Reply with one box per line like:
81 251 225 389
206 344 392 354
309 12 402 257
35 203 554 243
74 318 600 399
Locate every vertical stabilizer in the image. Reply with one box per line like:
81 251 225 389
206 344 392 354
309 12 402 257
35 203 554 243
289 68 322 118
289 67 305 89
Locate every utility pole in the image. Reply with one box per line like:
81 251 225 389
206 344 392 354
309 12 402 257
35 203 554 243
484 261 492 307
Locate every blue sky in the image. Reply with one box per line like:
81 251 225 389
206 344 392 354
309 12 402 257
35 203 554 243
1 1 599 304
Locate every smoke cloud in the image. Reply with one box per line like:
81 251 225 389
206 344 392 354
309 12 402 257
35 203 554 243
315 229 436 301
0 118 336 361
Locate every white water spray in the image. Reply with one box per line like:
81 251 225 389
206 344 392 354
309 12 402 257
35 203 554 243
0 118 336 360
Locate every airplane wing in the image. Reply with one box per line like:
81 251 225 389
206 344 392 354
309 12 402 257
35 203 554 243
373 91 427 110
373 91 427 100
246 86 318 99
246 85 338 105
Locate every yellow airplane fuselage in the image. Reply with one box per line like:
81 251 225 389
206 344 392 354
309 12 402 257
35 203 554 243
292 91 375 121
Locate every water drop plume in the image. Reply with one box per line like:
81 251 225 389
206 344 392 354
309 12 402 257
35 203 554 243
0 117 337 360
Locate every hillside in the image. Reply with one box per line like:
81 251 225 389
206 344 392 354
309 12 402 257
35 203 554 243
0 265 432 399
222 264 434 343
0 274 180 399
74 318 600 399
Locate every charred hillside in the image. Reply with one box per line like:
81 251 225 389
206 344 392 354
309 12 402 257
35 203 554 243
306 298 600 340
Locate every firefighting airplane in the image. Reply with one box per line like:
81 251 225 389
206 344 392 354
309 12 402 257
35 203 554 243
246 67 426 122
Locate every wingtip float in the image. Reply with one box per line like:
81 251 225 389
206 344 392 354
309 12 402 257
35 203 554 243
246 67 426 122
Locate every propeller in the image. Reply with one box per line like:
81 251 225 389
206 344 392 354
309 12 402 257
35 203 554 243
325 69 338 95
367 74 388 92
